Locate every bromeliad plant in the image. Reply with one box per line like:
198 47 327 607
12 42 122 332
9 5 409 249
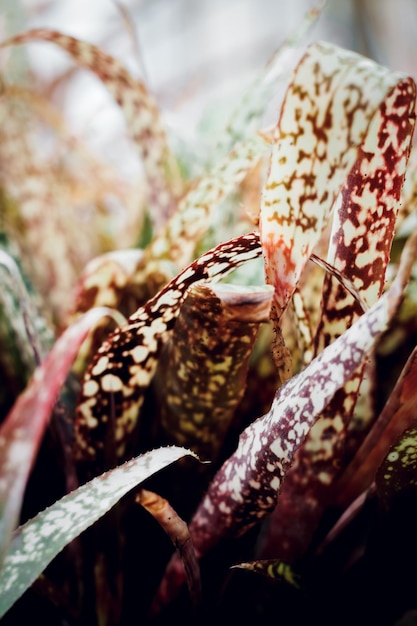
1 4 417 625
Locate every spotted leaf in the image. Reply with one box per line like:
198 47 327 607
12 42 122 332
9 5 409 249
231 559 301 588
154 224 416 610
376 426 417 508
335 344 417 507
255 39 416 561
71 134 268 319
75 232 262 477
260 41 415 321
0 446 198 619
153 282 273 462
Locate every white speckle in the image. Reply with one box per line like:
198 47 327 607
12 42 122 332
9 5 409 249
92 355 109 376
101 373 123 392
270 476 280 490
83 379 100 397
131 345 148 363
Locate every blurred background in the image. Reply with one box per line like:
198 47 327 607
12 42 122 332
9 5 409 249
1 0 416 178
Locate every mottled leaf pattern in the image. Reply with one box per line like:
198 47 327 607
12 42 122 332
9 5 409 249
231 559 301 588
153 282 273 461
1 11 417 624
71 135 268 318
130 135 269 301
154 235 414 606
260 42 414 321
376 426 417 507
253 40 416 561
335 344 417 507
75 233 262 475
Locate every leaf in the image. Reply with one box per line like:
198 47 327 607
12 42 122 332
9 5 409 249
131 135 269 301
376 426 417 508
336 345 417 506
75 232 262 477
71 135 269 316
0 248 48 370
256 39 416 560
1 28 182 230
0 87 132 323
260 41 415 322
0 446 198 619
0 306 124 569
153 282 273 462
154 227 416 609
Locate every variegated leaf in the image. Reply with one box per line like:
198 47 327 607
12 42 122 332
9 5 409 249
260 41 415 322
130 135 269 303
335 344 417 507
231 559 301 588
154 227 416 609
153 282 273 462
256 40 416 560
71 135 268 317
0 446 198 619
75 232 262 477
375 425 417 508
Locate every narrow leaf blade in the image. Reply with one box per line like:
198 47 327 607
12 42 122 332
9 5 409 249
0 446 198 619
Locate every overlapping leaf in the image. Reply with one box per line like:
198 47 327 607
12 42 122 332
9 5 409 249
154 229 416 610
335 344 417 507
152 39 417 609
253 39 416 560
0 306 124 568
74 232 263 479
72 134 269 318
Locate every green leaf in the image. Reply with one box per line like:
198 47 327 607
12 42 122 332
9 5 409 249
0 446 198 619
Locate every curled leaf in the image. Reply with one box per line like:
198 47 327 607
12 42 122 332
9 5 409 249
137 488 201 611
75 232 262 476
153 282 273 462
